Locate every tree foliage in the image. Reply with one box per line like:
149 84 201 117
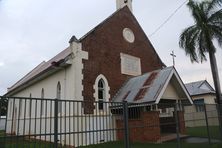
179 0 222 63
179 0 222 105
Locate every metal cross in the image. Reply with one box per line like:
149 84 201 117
170 50 176 66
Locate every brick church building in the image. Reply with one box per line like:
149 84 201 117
5 0 192 146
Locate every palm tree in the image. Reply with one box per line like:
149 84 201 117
179 0 222 105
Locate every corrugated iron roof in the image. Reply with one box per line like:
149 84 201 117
185 80 215 96
7 47 72 93
112 67 174 103
112 66 193 104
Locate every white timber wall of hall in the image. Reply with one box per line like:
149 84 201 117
11 66 74 100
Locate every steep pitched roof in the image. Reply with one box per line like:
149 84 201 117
112 67 192 104
185 80 215 96
6 47 72 96
6 6 164 96
6 9 128 96
80 6 164 67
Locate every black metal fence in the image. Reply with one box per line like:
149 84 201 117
0 96 221 148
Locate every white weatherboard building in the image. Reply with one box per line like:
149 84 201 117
5 0 192 146
184 80 219 127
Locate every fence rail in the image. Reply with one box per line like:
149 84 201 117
0 96 221 148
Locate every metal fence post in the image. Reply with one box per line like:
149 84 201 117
123 101 130 148
204 104 211 144
174 103 181 148
54 99 58 148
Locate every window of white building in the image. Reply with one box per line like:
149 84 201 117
19 99 23 118
27 93 32 117
194 99 205 112
56 82 62 113
41 88 44 116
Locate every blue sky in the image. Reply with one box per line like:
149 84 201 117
0 0 221 95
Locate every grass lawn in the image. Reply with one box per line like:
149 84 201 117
0 129 222 148
1 142 53 148
0 139 221 148
78 141 222 148
0 130 5 137
187 126 222 140
0 141 221 148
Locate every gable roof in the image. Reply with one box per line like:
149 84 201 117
185 80 215 96
5 47 72 96
80 6 165 66
6 6 164 96
112 67 192 104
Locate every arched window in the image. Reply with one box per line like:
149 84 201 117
41 88 44 116
56 82 62 113
93 74 110 112
56 82 61 99
98 79 105 110
19 99 23 118
41 88 44 98
27 93 32 117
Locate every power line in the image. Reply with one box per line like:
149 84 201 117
149 0 189 37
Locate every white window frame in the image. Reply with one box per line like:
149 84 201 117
93 74 110 113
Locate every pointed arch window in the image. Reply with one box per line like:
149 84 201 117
19 99 23 118
93 74 110 112
27 93 32 117
56 82 62 113
41 88 44 116
98 79 105 110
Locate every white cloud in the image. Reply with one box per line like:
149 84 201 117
0 62 4 67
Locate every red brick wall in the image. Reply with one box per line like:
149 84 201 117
178 111 186 134
116 111 161 142
81 7 164 113
142 111 161 142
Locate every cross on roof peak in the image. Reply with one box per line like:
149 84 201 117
170 50 176 66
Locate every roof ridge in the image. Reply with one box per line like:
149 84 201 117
79 6 128 41
185 80 205 85
198 80 206 88
8 61 46 90
6 47 72 95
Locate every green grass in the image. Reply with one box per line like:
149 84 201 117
187 126 222 140
0 128 222 148
0 139 221 148
0 130 5 137
0 130 54 148
79 141 222 148
2 142 53 148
